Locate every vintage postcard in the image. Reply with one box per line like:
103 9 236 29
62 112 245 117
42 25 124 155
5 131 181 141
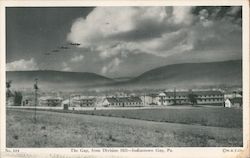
0 0 249 158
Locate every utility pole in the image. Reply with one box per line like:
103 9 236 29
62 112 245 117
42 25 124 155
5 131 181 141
34 78 38 123
173 87 176 105
144 92 146 106
69 95 71 107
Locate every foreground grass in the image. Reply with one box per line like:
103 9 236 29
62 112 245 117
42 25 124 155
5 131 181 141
7 109 242 147
12 106 242 128
78 107 242 128
34 106 241 128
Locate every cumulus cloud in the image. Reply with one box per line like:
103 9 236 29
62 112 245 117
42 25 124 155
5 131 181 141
67 7 137 47
71 54 84 62
172 6 194 25
67 6 242 75
6 58 39 71
101 58 122 74
99 42 131 59
62 62 72 71
67 7 166 45
67 7 196 57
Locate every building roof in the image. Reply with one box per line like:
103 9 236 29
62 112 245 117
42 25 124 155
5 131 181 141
106 97 142 103
163 90 223 97
39 96 63 101
193 90 223 96
158 92 166 97
147 93 159 97
73 98 95 101
164 91 189 97
62 99 70 104
224 93 242 98
72 96 95 100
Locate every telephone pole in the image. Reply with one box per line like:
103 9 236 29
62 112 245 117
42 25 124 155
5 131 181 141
173 87 176 105
34 78 38 123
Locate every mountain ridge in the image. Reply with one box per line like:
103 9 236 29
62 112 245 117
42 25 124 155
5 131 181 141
125 60 242 88
6 60 242 90
6 70 113 90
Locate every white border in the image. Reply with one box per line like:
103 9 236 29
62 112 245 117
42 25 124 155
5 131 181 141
0 1 249 158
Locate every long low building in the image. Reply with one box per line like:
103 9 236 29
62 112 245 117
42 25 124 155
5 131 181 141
39 96 63 107
70 96 96 107
158 90 224 106
195 90 224 105
102 96 143 107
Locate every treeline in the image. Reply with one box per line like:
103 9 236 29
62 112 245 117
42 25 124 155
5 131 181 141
6 80 23 106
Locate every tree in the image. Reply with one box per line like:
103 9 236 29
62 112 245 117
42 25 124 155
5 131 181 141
6 80 12 98
188 93 198 106
6 80 11 89
14 91 23 106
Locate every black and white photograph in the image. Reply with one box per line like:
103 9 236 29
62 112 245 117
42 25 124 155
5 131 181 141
1 2 249 156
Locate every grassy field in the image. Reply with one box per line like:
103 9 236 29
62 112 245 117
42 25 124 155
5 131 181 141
7 109 242 147
11 106 242 128
44 107 242 128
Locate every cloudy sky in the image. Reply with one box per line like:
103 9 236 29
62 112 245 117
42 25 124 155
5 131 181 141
6 6 242 78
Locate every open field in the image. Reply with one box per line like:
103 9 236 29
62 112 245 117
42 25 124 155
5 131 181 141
7 109 242 147
8 106 242 128
77 107 243 128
